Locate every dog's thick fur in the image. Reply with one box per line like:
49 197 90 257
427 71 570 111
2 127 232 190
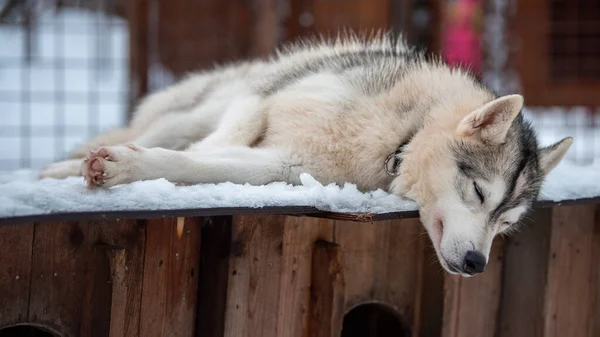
41 33 572 276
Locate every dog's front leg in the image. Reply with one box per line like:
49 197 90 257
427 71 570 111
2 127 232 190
82 145 303 188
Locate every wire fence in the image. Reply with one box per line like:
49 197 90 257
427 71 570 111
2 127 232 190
0 0 127 170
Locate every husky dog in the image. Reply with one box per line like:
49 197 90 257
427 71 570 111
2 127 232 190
41 33 572 277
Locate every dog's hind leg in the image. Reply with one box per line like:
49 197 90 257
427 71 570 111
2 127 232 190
129 71 216 131
130 104 222 150
186 94 267 152
82 145 303 188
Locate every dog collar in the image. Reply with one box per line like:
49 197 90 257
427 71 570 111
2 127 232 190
384 137 412 176
384 149 402 176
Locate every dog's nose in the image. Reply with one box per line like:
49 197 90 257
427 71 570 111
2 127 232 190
463 251 486 275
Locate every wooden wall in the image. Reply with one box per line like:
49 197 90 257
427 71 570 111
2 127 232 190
514 0 600 106
0 218 202 337
1 203 598 336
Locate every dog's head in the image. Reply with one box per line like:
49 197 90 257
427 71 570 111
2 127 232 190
391 94 572 276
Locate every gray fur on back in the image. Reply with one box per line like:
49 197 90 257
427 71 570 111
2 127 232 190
258 32 426 96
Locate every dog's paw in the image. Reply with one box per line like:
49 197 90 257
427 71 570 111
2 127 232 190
40 159 83 179
83 144 144 189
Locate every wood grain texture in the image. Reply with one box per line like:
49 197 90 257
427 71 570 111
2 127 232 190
275 216 334 337
335 218 423 324
0 223 34 328
27 219 144 337
497 208 553 337
308 240 345 337
29 221 109 337
224 215 285 337
105 220 146 337
415 232 445 337
139 217 202 337
543 205 598 337
442 237 505 337
383 218 428 326
196 216 232 337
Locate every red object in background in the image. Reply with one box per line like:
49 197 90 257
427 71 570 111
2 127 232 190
442 0 483 76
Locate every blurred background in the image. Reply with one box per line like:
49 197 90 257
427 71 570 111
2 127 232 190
0 0 598 171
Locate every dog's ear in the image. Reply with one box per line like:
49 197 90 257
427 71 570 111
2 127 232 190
456 94 524 144
538 137 573 175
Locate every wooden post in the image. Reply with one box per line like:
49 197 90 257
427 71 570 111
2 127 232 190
496 208 553 337
127 0 149 119
248 0 280 58
223 215 285 337
308 240 345 337
275 216 334 337
415 231 445 337
0 224 34 328
139 217 202 337
543 205 599 337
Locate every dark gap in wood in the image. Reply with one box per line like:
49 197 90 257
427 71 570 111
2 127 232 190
195 216 232 337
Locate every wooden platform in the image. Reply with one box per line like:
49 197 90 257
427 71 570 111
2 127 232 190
0 198 599 337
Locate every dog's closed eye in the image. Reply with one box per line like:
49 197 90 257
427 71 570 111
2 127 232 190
473 181 485 204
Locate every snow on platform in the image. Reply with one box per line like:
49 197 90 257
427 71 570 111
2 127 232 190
0 159 598 219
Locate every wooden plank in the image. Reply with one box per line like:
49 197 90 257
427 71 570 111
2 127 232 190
415 231 445 337
105 220 146 337
0 223 34 328
496 208 553 337
383 218 427 327
139 217 202 337
80 219 146 337
335 218 423 323
27 219 144 337
275 216 334 337
335 219 388 309
223 215 285 337
307 240 345 337
442 237 505 337
543 205 598 337
196 216 232 337
332 218 430 335
28 221 109 336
